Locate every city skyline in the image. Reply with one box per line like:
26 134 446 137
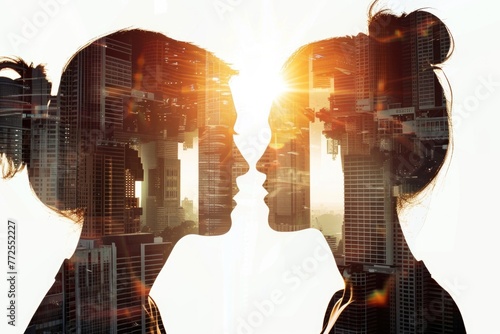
258 10 465 333
1 20 464 332
0 3 492 334
52 30 239 237
2 0 499 333
1 15 462 333
0 29 240 332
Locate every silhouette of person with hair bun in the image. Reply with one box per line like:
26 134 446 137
257 7 466 333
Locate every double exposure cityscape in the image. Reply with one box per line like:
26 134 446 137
0 9 466 334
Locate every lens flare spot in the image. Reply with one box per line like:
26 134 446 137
367 288 389 307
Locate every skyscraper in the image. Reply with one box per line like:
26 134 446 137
136 35 237 236
0 60 37 167
0 59 61 207
21 30 238 333
373 11 458 334
28 234 172 333
58 36 135 238
0 75 25 167
138 37 191 234
63 244 116 333
259 48 312 231
198 53 237 235
101 233 170 334
327 11 461 333
28 95 61 208
261 10 464 333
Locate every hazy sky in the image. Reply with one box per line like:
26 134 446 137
310 115 344 213
178 139 198 203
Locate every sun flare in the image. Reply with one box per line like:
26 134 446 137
234 68 289 107
266 72 289 101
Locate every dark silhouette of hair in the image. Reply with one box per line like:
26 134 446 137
0 57 47 78
368 6 453 202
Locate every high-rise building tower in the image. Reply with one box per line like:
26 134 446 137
0 75 26 167
101 233 170 334
58 36 136 238
62 244 116 333
0 60 61 207
29 95 61 208
181 196 196 222
0 60 37 167
372 11 457 334
266 10 464 333
259 47 313 231
141 138 182 233
137 36 203 234
198 53 237 235
28 234 172 334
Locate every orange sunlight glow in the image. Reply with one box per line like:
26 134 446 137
235 66 289 108
267 71 289 102
228 4 296 123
